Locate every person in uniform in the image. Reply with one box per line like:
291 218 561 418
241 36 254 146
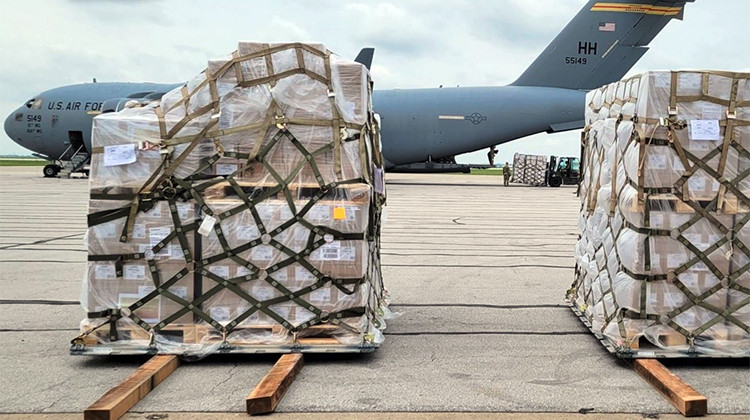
503 162 511 186
487 146 498 167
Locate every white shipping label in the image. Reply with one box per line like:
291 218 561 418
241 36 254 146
271 269 288 281
237 225 259 240
137 285 156 297
309 288 331 303
308 205 331 222
236 265 253 277
215 163 238 175
312 242 341 261
271 305 292 319
667 253 688 269
253 286 275 301
143 203 164 218
345 205 360 222
693 262 709 272
689 120 721 141
170 286 188 299
702 104 724 120
340 245 357 262
123 264 146 281
103 144 137 167
170 244 184 260
647 154 667 170
251 245 275 261
132 224 146 239
689 176 707 192
209 265 230 279
94 264 116 280
683 233 703 246
680 272 698 288
210 307 231 322
177 204 192 220
95 223 117 239
649 213 665 228
197 215 216 237
295 267 315 281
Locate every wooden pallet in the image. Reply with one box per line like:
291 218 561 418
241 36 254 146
628 331 688 350
633 194 748 215
202 179 369 201
75 321 370 353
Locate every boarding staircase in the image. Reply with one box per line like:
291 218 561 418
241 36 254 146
56 144 90 178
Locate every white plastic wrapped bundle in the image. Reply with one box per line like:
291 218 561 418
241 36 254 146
75 42 388 356
571 71 750 357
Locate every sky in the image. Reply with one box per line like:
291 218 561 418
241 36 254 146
1 0 749 164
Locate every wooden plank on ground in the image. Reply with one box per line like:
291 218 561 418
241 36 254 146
246 353 304 415
631 359 707 417
84 355 180 420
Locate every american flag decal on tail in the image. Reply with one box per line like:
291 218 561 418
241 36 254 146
599 22 616 31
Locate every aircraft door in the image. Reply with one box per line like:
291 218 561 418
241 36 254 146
68 130 86 153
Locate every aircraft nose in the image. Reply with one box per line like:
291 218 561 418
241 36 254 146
4 110 17 141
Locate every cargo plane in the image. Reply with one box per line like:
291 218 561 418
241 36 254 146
3 0 695 177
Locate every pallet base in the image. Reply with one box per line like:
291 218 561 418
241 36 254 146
566 300 750 358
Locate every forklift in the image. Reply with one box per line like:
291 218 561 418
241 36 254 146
546 156 579 187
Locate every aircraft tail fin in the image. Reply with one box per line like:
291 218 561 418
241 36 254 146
354 48 375 70
511 0 695 90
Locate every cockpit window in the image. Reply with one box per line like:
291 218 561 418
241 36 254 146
25 98 43 109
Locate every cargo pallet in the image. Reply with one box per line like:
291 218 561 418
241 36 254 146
71 323 377 356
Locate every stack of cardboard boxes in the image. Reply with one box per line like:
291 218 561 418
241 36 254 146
76 42 387 355
572 71 750 356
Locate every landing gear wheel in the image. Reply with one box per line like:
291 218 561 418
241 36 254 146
43 164 60 178
549 176 563 187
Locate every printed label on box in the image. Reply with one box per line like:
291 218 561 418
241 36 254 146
170 244 184 260
647 154 667 170
138 285 156 297
215 163 238 175
308 205 331 222
209 265 230 279
253 286 275 301
251 245 275 261
689 120 721 141
123 264 146 281
177 204 192 220
309 288 331 303
103 144 136 167
667 253 688 269
237 225 259 240
345 205 360 222
295 267 315 281
170 286 188 299
271 305 292 320
649 213 665 228
210 306 231 322
680 272 698 288
271 269 288 281
340 245 357 262
132 224 146 239
143 204 164 218
311 242 341 261
94 263 116 280
96 223 117 239
236 265 253 277
689 176 707 192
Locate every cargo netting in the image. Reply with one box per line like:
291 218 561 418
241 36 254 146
72 42 389 356
569 71 750 357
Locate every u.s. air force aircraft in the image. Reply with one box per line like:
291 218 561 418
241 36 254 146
4 0 695 177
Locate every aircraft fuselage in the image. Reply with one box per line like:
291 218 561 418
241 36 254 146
4 82 585 168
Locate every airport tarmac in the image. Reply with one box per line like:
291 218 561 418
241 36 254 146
0 166 748 417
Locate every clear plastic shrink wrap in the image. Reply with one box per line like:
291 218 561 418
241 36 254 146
511 153 548 186
570 71 750 357
73 42 388 356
